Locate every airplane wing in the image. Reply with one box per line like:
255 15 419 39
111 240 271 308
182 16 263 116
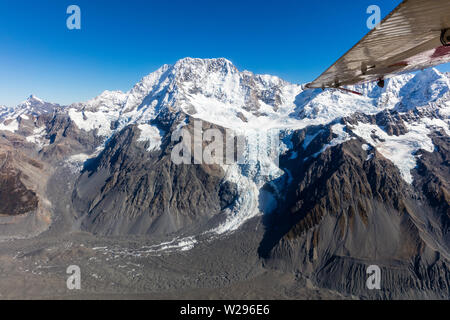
306 0 450 89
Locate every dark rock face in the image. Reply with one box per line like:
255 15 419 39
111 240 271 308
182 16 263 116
344 110 409 136
259 114 450 299
38 113 103 162
0 170 38 216
259 133 409 256
72 120 238 236
0 147 43 217
414 133 450 233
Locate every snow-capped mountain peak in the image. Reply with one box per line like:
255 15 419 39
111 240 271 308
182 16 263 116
15 94 59 117
73 90 128 112
0 94 60 122
3 59 449 138
293 67 450 122
0 104 11 120
394 68 450 111
66 58 303 133
26 94 44 103
62 59 450 145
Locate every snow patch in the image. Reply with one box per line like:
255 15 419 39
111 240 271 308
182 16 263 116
351 122 434 184
26 127 47 148
313 123 352 157
68 153 91 163
91 236 198 257
137 124 164 151
420 117 450 136
0 119 19 132
142 236 197 252
68 109 114 137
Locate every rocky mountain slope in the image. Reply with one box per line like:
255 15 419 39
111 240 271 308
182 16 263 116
0 58 449 299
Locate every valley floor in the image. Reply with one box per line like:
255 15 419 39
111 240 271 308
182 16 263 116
0 218 346 300
0 166 346 300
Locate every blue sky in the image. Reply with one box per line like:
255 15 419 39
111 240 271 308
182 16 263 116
1 0 449 107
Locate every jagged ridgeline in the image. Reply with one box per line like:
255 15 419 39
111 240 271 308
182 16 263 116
0 58 449 298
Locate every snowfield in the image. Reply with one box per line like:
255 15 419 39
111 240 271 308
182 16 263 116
351 122 435 184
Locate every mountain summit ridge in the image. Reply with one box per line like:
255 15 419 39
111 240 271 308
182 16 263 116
4 58 450 129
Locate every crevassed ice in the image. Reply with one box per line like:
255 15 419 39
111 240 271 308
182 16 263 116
211 129 286 235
